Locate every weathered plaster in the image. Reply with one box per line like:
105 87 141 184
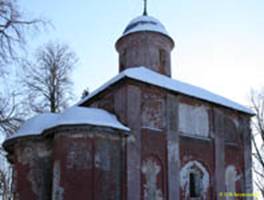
142 91 165 130
225 165 241 196
95 143 111 171
126 85 142 200
168 141 179 164
116 32 174 76
142 159 163 200
66 143 92 170
178 103 209 137
166 93 180 200
14 140 52 200
242 117 253 199
180 160 209 199
52 161 64 200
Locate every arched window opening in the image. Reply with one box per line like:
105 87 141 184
159 49 166 68
119 49 127 71
159 49 167 74
189 172 202 198
180 161 209 199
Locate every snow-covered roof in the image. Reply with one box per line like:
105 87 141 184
78 67 254 115
6 107 129 141
123 15 169 37
52 107 129 131
8 113 58 140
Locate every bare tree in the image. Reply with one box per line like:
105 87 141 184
0 1 47 199
0 90 24 137
22 42 78 113
0 0 45 70
0 148 13 200
0 87 23 199
0 0 44 132
0 0 46 134
250 88 264 197
0 0 45 71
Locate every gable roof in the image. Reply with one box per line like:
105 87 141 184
78 67 254 115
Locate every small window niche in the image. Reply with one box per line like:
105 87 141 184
159 49 167 73
189 170 202 199
119 49 127 71
159 49 166 66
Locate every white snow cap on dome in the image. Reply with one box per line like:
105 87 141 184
6 107 129 141
123 15 169 36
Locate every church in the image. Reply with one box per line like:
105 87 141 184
3 5 253 200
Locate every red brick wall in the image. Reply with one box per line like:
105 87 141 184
14 161 36 200
52 130 124 200
141 128 168 200
179 136 214 199
225 144 245 195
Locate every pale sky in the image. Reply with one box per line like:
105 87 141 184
19 0 264 107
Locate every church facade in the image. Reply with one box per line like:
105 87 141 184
4 12 253 200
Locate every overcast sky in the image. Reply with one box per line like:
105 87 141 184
19 0 264 106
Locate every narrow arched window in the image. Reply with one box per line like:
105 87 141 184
180 161 209 199
159 49 166 67
189 170 202 198
119 49 127 71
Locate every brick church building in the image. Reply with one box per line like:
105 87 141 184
4 10 253 200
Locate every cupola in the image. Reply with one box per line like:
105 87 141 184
116 11 174 77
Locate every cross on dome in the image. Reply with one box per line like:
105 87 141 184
143 0 148 16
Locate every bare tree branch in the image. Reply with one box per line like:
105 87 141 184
0 90 24 137
0 1 48 199
21 41 78 113
0 0 46 74
250 88 264 198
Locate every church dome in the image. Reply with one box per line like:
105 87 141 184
123 15 169 37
